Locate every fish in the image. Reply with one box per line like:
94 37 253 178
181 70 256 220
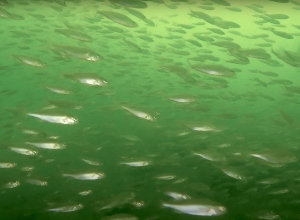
62 172 104 180
165 191 191 200
46 86 72 94
27 113 78 125
10 147 37 156
12 54 47 67
54 29 93 42
48 204 83 212
109 0 147 8
121 105 156 121
25 142 65 150
0 163 16 168
25 179 48 186
163 199 226 216
64 73 108 86
121 161 150 167
52 44 102 61
191 64 235 77
98 11 138 28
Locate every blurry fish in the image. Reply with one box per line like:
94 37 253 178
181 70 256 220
165 191 191 200
54 29 92 42
82 159 100 166
0 163 16 168
46 86 72 95
121 161 150 167
78 190 92 196
48 204 83 212
62 172 104 180
25 179 48 186
25 142 65 150
98 11 138 28
121 105 156 121
2 181 20 189
64 73 108 86
52 43 102 61
10 147 37 156
163 199 226 216
27 113 77 125
109 0 147 8
12 54 47 68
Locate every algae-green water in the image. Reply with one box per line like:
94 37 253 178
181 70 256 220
1 0 300 219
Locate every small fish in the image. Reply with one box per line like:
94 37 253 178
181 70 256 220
121 161 150 167
82 159 100 166
62 172 104 180
46 86 72 94
10 147 37 156
25 179 48 186
25 142 65 150
121 105 156 121
0 163 16 168
27 113 77 125
165 191 191 200
52 44 102 61
2 181 20 189
48 204 83 212
78 190 92 196
64 73 108 86
12 54 47 68
163 199 226 216
55 29 92 42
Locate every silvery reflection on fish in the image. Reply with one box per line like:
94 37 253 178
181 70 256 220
250 149 297 164
78 190 93 196
82 159 100 166
25 179 48 186
25 142 65 150
2 181 20 189
62 172 104 180
162 199 226 216
194 151 226 162
121 105 156 121
51 43 102 61
12 54 47 68
10 147 37 156
165 191 191 200
46 86 72 95
64 73 108 86
182 121 222 132
21 166 35 172
167 94 197 103
48 204 83 212
120 160 150 167
27 113 77 125
0 163 16 168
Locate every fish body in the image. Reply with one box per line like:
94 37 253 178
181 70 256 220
121 105 156 121
52 44 102 61
12 54 47 67
27 113 77 125
62 172 104 180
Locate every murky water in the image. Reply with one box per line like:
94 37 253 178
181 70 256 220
1 0 300 219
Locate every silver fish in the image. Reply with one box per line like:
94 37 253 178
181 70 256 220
121 105 156 121
27 113 77 125
163 199 226 216
25 142 65 150
48 204 83 212
10 147 37 156
62 172 104 180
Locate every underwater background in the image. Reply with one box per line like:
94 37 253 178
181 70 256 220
0 0 300 219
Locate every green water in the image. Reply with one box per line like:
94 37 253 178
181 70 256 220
1 0 300 219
